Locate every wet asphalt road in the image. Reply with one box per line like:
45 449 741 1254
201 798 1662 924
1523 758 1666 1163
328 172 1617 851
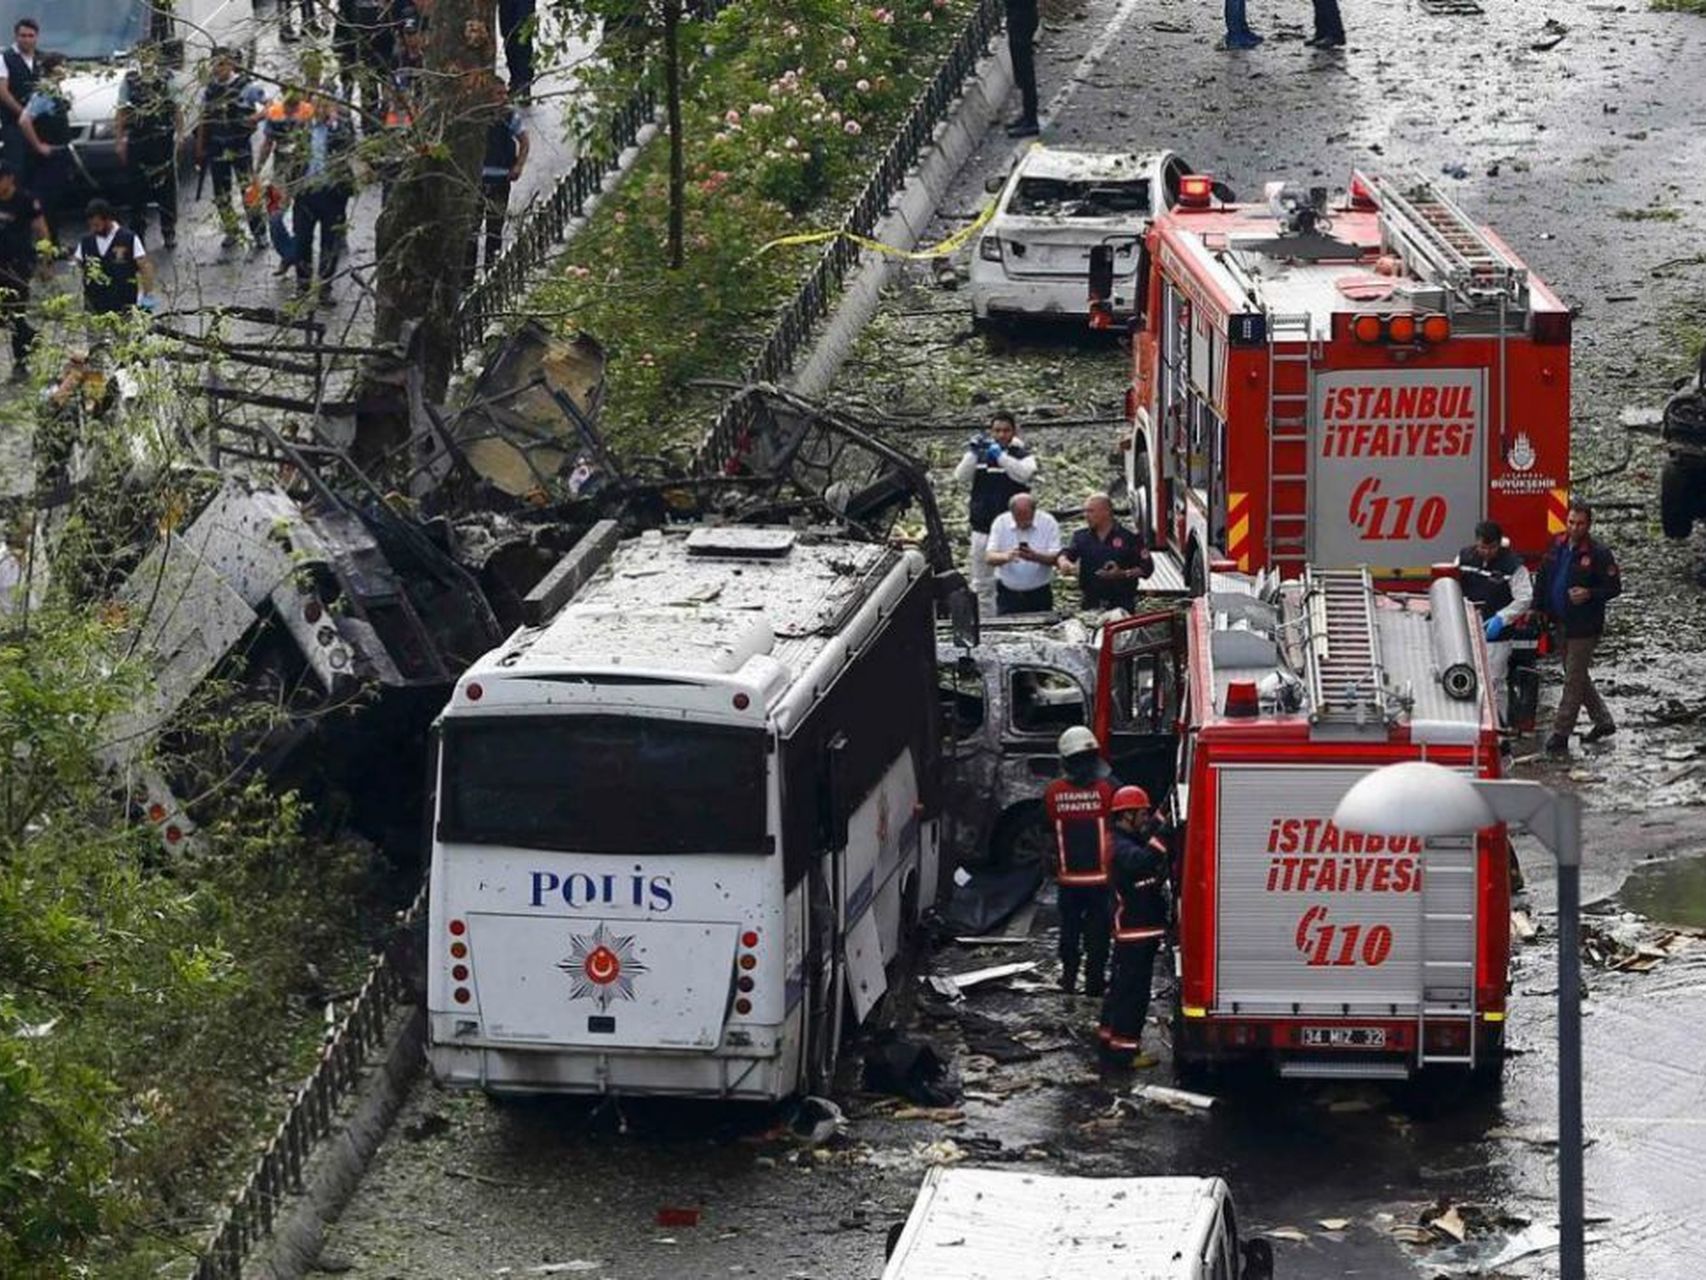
321 0 1706 1276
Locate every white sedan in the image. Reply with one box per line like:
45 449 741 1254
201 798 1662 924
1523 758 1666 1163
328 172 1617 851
970 147 1192 327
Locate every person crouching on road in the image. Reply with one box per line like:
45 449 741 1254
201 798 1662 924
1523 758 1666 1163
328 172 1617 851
953 409 1036 614
1457 519 1532 723
1536 498 1621 756
1097 786 1168 1070
986 492 1061 615
1043 726 1117 999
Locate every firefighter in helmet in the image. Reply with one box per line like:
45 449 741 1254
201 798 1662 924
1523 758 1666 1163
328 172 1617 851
1097 785 1169 1069
1042 725 1117 998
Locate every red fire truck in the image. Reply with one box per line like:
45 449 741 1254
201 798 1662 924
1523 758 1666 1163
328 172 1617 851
1097 567 1512 1082
1097 171 1573 591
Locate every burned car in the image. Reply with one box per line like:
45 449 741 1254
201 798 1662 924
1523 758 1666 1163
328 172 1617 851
938 606 1185 870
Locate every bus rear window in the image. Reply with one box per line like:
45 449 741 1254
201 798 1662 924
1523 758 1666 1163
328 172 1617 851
439 716 768 855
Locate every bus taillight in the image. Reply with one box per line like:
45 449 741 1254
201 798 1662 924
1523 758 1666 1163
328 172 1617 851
449 918 466 936
741 930 759 948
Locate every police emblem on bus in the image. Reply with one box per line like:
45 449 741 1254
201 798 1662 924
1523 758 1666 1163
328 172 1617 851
559 923 647 1011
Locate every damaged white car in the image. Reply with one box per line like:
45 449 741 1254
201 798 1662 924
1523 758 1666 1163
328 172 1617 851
970 147 1194 327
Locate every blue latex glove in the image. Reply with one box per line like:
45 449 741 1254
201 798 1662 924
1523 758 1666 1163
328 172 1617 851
138 292 160 314
983 442 1004 465
1484 615 1505 641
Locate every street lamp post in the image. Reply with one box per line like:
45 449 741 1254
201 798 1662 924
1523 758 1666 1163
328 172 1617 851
1333 761 1584 1280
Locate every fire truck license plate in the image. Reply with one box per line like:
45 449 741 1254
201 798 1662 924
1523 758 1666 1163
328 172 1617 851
1301 1026 1387 1049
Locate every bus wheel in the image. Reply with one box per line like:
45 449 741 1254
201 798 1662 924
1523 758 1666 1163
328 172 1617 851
989 801 1050 872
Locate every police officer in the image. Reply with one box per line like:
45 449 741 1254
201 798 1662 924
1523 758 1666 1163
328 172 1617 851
1042 725 1117 998
1097 786 1168 1069
74 198 153 317
16 52 70 234
116 41 180 251
465 79 528 280
1 17 40 165
290 96 358 301
1003 0 1039 137
0 162 47 381
196 49 268 250
1456 519 1532 720
952 409 1038 614
499 0 537 102
336 0 397 125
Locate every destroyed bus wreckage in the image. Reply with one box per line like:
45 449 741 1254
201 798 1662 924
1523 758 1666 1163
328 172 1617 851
99 323 976 857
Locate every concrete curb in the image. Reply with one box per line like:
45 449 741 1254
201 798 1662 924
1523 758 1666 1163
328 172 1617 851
788 44 1016 397
244 1006 426 1280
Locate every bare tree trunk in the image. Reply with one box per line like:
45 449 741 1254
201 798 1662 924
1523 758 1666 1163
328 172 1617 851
664 0 684 270
373 0 498 400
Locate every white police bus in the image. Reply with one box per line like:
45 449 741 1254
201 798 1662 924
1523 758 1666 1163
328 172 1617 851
427 522 944 1099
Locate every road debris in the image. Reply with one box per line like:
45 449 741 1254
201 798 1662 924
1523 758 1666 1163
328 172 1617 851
925 960 1039 1000
863 1037 957 1107
1263 1226 1309 1243
1127 1082 1217 1112
1316 1218 1350 1232
788 1096 848 1147
1428 1204 1469 1243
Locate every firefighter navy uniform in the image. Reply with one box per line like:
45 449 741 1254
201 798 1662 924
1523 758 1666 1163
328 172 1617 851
1098 819 1169 1063
1042 774 1116 996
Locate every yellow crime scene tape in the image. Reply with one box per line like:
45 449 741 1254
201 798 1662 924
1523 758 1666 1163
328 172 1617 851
751 198 997 262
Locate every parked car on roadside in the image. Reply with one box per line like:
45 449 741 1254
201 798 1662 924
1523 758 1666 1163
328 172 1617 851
0 0 255 197
970 146 1194 328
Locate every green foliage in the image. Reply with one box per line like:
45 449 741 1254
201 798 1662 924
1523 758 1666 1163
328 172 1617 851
1 327 380 1275
1651 0 1706 13
535 0 972 452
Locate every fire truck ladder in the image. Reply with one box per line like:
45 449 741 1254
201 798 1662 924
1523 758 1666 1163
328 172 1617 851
1416 837 1480 1071
1300 566 1392 732
1363 172 1528 308
1265 313 1316 568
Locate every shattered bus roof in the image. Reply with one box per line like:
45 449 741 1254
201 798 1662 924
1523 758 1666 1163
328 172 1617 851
471 527 919 704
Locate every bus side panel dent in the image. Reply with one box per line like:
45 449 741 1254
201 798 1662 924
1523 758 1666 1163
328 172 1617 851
843 908 887 1022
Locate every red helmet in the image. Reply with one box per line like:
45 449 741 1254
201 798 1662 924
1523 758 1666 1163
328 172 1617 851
1110 785 1152 814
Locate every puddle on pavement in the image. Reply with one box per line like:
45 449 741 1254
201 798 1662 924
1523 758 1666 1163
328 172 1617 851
1618 854 1706 929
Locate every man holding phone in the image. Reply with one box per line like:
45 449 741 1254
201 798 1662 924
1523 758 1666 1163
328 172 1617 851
986 492 1061 615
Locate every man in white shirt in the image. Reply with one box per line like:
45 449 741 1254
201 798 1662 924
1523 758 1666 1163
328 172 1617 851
985 492 1061 615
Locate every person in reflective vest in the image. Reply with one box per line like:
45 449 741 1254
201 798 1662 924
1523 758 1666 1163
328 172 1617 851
1041 725 1116 997
1097 785 1169 1068
1456 519 1532 718
74 198 153 317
